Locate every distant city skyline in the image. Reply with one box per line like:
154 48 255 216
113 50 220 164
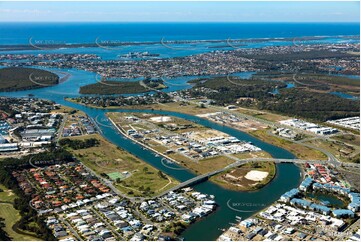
0 1 359 23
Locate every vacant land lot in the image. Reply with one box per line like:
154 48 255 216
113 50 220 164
250 129 327 160
332 134 360 147
181 155 235 175
211 161 276 191
181 152 272 175
233 151 272 160
62 134 179 197
305 139 360 164
235 107 291 122
90 100 219 116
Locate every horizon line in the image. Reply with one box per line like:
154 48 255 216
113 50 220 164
0 21 360 24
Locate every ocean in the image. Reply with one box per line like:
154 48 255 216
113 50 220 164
0 22 359 241
0 22 359 45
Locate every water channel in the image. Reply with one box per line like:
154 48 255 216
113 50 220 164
0 69 304 241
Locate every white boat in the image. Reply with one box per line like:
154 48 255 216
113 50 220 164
236 216 242 222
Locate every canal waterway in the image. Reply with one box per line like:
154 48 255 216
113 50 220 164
1 22 359 240
0 72 303 240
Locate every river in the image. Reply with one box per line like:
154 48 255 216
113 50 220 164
1 22 360 240
0 69 304 240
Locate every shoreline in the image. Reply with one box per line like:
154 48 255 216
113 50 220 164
0 34 358 51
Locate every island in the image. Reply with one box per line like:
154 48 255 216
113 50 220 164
0 67 59 92
79 78 167 95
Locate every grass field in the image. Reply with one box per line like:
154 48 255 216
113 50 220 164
151 102 218 115
178 151 273 175
50 104 76 114
232 151 272 160
250 129 327 160
180 155 235 175
74 99 219 116
62 134 179 197
234 107 291 122
305 139 360 163
0 184 16 203
0 185 40 241
107 172 126 181
332 134 360 147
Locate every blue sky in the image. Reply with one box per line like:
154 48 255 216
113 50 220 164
0 1 359 22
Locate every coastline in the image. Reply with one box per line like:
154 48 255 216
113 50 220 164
1 34 359 51
0 19 359 242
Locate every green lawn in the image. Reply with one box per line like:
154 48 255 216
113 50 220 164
0 203 40 241
0 185 40 241
107 172 125 181
0 184 17 203
65 134 179 197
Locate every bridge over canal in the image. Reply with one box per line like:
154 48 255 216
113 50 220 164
155 158 328 197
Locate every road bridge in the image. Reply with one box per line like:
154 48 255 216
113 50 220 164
155 158 329 197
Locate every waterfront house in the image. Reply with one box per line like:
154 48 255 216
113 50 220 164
299 177 314 192
240 219 254 228
280 188 299 202
290 198 311 209
348 192 360 212
309 203 331 215
332 209 355 218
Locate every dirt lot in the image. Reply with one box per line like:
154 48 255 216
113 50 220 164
211 161 276 191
